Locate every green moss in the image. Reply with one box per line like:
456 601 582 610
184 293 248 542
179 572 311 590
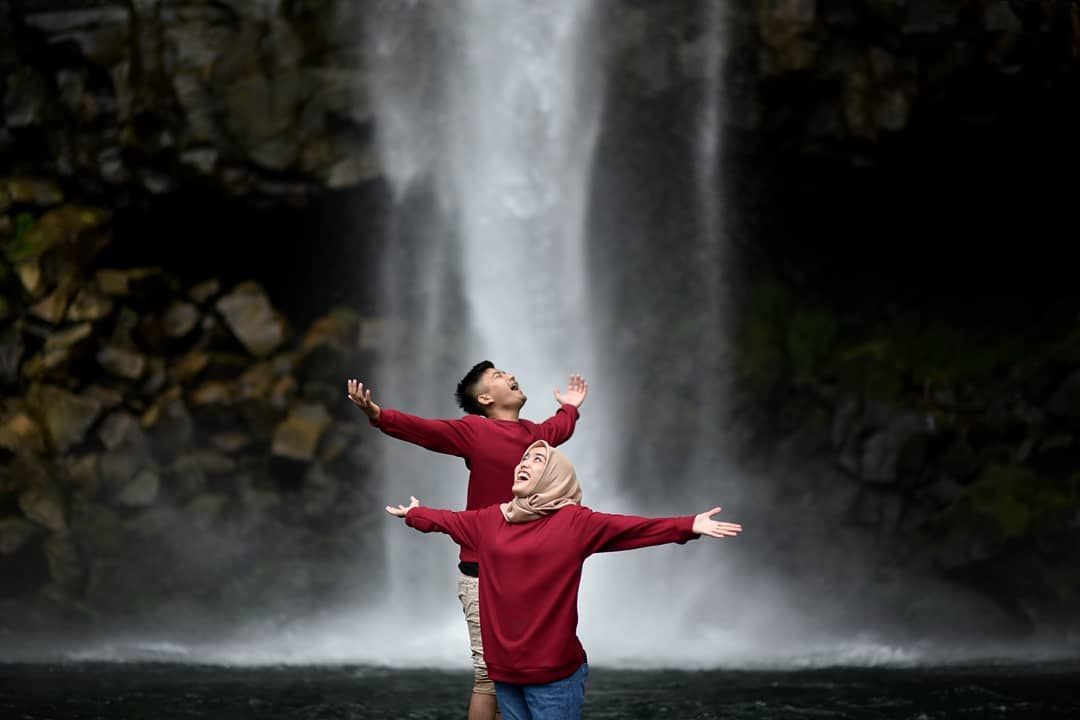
4 212 50 262
3 206 110 263
967 463 1075 539
13 211 35 241
833 337 905 401
734 273 791 382
786 307 837 376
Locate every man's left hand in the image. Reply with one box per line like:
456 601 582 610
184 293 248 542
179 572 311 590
386 496 420 518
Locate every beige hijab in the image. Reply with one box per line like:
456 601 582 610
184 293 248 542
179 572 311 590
501 440 582 523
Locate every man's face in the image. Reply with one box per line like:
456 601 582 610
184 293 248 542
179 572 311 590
477 367 526 412
515 444 548 490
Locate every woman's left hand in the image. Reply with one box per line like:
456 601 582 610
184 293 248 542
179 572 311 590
692 506 742 538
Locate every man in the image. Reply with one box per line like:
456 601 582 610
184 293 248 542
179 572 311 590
347 362 588 720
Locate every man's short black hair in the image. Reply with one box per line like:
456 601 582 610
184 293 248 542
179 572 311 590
456 360 494 416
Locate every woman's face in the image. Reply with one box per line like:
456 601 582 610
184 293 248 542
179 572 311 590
514 445 548 490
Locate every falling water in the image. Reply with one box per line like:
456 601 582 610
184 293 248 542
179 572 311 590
196 0 911 670
570 0 743 666
360 0 607 662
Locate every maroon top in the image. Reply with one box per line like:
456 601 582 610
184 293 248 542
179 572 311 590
406 503 697 684
373 404 579 563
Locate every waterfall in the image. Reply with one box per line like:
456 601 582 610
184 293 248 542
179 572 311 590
570 0 743 666
363 0 607 661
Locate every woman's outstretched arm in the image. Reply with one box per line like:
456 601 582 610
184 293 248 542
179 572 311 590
386 496 482 551
580 506 742 555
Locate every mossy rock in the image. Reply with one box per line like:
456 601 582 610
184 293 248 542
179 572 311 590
785 307 837 376
2 178 63 206
735 273 792 385
833 350 904 402
966 463 1076 539
888 313 1029 383
2 206 110 263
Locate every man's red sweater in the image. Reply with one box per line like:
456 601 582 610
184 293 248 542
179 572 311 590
372 405 579 563
405 504 698 685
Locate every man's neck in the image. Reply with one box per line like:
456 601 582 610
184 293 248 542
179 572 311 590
486 407 520 422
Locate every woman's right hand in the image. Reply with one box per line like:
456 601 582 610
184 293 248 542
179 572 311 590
386 495 421 517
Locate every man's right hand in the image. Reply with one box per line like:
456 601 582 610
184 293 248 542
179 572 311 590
554 373 589 408
347 378 382 421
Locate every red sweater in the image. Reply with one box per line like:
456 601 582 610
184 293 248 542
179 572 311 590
373 405 580 563
406 504 698 685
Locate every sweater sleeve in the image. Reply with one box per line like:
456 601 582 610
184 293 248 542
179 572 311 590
536 404 580 446
404 506 482 551
372 408 476 458
576 508 698 556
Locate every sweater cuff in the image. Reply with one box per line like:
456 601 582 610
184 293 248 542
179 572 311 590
369 407 391 428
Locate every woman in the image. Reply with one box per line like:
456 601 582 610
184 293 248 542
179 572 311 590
386 439 743 720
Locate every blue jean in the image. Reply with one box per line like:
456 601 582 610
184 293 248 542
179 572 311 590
495 662 588 720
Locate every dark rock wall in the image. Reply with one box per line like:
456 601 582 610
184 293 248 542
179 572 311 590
1 0 1078 643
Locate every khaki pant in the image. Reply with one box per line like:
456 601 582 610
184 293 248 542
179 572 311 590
457 572 496 695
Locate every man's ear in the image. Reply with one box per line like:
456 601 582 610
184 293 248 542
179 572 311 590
476 393 493 408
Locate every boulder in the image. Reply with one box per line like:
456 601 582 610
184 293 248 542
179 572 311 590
1047 370 1080 420
188 279 220 304
14 260 45 297
859 411 929 485
31 322 94 373
2 177 63 206
96 411 144 451
116 468 160 508
44 532 83 589
97 343 147 380
66 286 114 322
94 267 160 297
65 454 101 498
162 300 200 338
172 352 210 383
22 7 131 66
0 517 43 556
0 322 25 384
18 484 66 532
271 403 332 461
29 383 103 452
29 283 77 324
215 281 288 357
0 411 45 454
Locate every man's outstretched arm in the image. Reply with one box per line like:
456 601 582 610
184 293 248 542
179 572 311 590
347 378 474 456
539 373 588 446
